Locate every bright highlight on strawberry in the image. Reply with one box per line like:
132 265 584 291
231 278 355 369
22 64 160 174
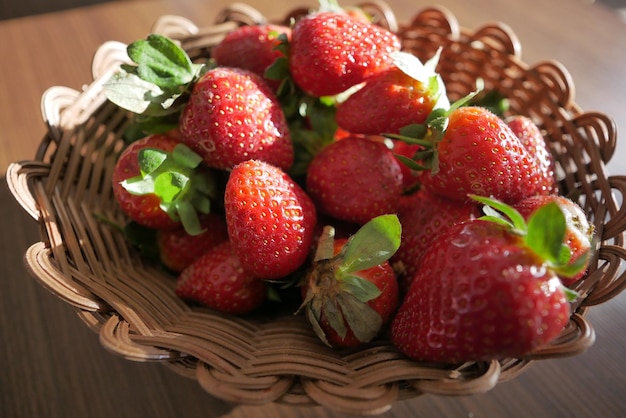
104 0 595 363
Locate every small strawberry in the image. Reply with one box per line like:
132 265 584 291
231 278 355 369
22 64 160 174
507 115 559 195
391 189 481 294
224 160 317 279
306 136 404 225
157 213 229 273
299 215 401 347
336 51 450 135
289 8 401 97
211 24 292 91
180 67 294 171
391 195 586 363
514 194 594 285
176 241 267 315
111 134 216 234
392 105 546 204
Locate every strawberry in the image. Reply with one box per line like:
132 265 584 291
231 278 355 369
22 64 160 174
507 115 559 195
211 24 292 91
157 213 229 273
299 215 401 347
391 189 481 294
176 241 267 315
336 51 450 135
306 136 404 225
391 195 586 363
514 194 594 285
289 10 401 97
224 160 317 279
179 67 294 171
111 134 216 234
393 105 546 204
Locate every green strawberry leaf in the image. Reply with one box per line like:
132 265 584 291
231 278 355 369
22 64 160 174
104 71 180 115
127 34 195 89
138 148 168 174
472 194 527 233
340 275 382 303
336 292 383 342
526 202 567 264
338 214 401 275
172 143 203 169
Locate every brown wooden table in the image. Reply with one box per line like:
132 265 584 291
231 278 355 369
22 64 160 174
2 1 625 417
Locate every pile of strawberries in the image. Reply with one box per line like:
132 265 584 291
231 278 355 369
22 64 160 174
105 1 595 364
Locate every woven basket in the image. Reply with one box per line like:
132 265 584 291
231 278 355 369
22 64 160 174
6 2 626 415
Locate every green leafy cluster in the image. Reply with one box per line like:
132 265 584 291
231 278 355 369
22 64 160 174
122 143 217 235
104 34 208 139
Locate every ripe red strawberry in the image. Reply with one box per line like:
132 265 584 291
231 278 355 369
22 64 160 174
299 215 401 347
224 160 317 279
289 11 401 97
391 196 585 363
415 106 546 204
391 189 480 294
111 134 215 234
514 194 594 285
336 51 449 135
211 24 292 91
306 136 404 225
176 241 267 315
507 115 559 195
179 67 293 171
157 213 229 272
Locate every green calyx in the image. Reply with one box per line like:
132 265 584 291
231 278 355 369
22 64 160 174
299 214 402 345
104 34 206 136
121 143 216 235
471 194 588 298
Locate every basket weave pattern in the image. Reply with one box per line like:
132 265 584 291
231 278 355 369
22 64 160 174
6 2 626 415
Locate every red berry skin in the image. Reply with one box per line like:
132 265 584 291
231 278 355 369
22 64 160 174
157 213 229 273
224 160 317 279
179 67 293 171
112 134 182 230
391 220 571 364
176 241 267 315
289 12 401 97
514 194 594 285
392 189 481 294
306 137 404 225
507 115 559 195
420 106 545 204
211 24 292 91
336 67 437 135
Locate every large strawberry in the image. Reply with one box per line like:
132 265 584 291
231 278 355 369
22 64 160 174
224 160 317 279
391 189 481 294
514 194 594 285
507 115 559 195
180 67 294 171
391 195 586 363
393 105 546 204
306 136 404 225
299 215 401 347
176 241 267 315
289 8 401 97
111 133 216 234
336 51 449 135
211 24 292 91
